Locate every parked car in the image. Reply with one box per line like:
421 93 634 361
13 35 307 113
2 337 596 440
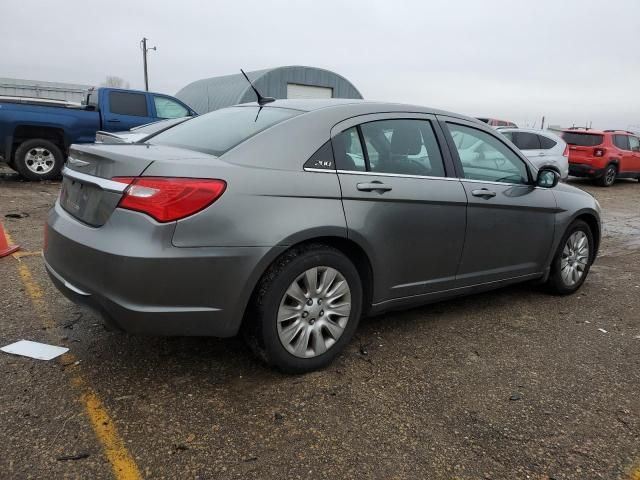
96 117 192 144
0 87 196 180
476 117 517 127
497 128 569 179
562 128 640 186
44 100 601 373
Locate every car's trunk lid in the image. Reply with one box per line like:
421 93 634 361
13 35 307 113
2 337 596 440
60 144 213 227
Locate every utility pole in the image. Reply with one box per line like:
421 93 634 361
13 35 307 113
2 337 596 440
140 37 156 91
541 116 545 130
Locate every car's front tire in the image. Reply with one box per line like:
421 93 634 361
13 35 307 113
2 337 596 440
14 139 64 181
244 244 363 373
546 220 594 295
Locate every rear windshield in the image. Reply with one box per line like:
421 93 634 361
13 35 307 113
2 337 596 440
562 132 603 146
149 106 301 156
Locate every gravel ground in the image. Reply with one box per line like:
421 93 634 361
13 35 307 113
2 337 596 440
0 165 639 480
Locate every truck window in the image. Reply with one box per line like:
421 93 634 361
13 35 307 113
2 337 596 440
109 91 148 117
153 96 189 119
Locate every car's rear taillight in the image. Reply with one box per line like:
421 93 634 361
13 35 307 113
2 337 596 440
112 177 226 222
593 148 606 157
562 145 569 157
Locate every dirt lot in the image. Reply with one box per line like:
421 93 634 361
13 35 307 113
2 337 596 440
1 165 639 480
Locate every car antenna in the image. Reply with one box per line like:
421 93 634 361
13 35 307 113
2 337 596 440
240 69 275 106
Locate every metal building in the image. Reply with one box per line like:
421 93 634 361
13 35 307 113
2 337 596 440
176 66 363 114
0 77 92 103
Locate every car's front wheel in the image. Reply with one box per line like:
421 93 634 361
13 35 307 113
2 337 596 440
244 244 363 373
547 220 594 295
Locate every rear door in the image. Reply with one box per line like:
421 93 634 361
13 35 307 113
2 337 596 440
441 118 557 285
332 113 467 303
612 134 634 173
627 135 640 173
102 90 155 131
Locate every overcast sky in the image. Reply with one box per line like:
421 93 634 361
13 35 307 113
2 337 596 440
4 0 639 129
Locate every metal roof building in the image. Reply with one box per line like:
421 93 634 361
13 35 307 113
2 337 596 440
176 66 363 114
0 77 91 103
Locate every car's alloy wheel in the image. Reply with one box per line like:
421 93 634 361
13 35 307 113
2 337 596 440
559 231 589 287
244 244 362 373
277 266 351 359
547 219 594 295
24 147 56 175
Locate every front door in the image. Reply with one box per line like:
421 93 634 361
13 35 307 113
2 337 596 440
332 114 467 303
442 119 557 285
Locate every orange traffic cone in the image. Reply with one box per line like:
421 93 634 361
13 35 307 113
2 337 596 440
0 221 20 258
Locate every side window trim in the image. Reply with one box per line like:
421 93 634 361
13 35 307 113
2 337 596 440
437 116 533 185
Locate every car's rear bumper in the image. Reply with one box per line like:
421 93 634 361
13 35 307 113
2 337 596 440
569 163 605 178
44 202 283 337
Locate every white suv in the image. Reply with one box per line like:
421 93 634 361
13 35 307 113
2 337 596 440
498 128 569 180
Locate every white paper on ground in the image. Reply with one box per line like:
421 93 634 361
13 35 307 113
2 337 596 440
1 340 69 360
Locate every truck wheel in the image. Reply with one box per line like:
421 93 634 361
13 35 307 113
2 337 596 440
14 139 64 181
595 164 616 187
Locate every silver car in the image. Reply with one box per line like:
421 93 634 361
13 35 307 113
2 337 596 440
498 127 569 179
44 100 600 373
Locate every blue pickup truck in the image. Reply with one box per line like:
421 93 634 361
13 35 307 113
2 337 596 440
0 87 196 180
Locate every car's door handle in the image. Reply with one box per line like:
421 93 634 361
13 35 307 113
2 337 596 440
471 188 496 198
357 181 392 192
106 119 121 123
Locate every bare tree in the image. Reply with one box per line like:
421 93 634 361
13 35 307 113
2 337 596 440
102 76 130 89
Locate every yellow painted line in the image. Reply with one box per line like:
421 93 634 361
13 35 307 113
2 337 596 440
7 229 142 480
630 466 640 480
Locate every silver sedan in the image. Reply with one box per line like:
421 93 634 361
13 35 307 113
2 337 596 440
45 100 600 373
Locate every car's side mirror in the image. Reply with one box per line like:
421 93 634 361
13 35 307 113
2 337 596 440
536 168 560 188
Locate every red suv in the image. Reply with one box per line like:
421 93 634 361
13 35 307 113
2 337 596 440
562 129 640 186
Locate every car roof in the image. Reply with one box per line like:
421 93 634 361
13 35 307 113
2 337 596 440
498 127 565 139
561 128 608 135
234 98 481 124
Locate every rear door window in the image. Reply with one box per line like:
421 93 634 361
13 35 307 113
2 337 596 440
109 91 148 116
333 119 446 177
150 106 301 156
629 136 640 152
333 127 366 171
613 134 631 150
562 132 603 146
512 132 541 150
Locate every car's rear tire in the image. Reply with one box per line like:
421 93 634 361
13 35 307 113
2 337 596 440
14 139 64 181
243 244 363 373
596 163 616 187
546 220 594 295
